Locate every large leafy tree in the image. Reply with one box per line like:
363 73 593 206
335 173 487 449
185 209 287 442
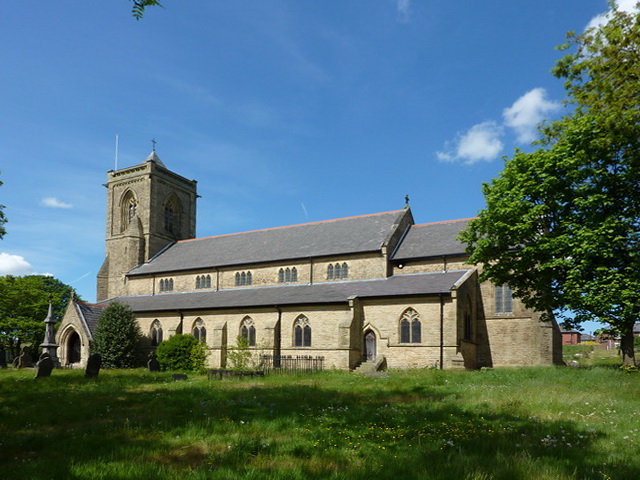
0 275 76 358
0 171 7 239
92 302 142 368
130 0 163 19
461 3 640 365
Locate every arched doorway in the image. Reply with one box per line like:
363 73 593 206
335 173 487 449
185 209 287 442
364 330 376 362
68 332 81 364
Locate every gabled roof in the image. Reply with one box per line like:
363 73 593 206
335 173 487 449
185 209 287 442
112 270 471 313
129 209 409 276
75 301 107 338
391 218 472 261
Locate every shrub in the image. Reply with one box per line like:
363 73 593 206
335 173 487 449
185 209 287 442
227 335 253 371
156 334 198 371
190 341 208 373
92 302 142 368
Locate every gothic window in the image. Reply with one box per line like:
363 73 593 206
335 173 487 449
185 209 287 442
120 190 137 232
327 263 348 281
279 267 298 283
293 316 311 347
195 275 212 289
150 320 163 347
192 318 207 344
495 284 513 314
399 308 421 344
240 317 256 346
164 205 174 234
235 271 252 287
159 278 174 292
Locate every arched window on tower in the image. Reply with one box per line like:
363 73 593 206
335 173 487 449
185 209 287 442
120 190 138 232
164 205 174 234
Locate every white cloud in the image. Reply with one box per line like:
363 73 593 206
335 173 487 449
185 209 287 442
41 197 73 209
437 121 504 165
503 88 560 143
396 0 411 22
586 0 639 31
0 252 33 275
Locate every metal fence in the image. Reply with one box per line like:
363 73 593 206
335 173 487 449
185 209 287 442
260 354 325 374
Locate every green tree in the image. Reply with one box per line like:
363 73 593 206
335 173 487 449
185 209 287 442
461 3 640 365
0 171 7 239
0 275 75 358
92 302 142 368
155 334 198 371
227 335 253 371
130 0 163 19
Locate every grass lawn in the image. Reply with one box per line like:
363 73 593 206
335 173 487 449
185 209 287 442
1 354 638 479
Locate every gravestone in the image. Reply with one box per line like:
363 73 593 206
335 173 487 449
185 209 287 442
35 354 54 379
16 347 33 368
85 353 102 378
147 352 160 372
172 373 188 381
0 349 7 369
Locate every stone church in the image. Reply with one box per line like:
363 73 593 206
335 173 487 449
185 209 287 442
56 152 562 370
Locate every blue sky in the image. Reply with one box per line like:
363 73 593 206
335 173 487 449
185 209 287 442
0 1 630 332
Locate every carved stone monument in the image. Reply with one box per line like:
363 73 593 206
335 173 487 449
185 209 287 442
40 300 60 367
16 346 33 368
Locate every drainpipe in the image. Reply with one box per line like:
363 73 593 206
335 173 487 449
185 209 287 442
176 310 184 335
439 294 444 370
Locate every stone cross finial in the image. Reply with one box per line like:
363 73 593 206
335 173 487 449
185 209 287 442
151 138 157 152
405 194 410 206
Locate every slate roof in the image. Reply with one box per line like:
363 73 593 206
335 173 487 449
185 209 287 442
111 270 471 313
391 218 472 261
129 209 408 276
76 302 107 336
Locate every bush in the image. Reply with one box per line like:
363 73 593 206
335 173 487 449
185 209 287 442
92 302 142 368
190 341 208 373
156 334 199 371
227 335 253 371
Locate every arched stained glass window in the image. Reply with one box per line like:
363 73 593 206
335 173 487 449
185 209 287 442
327 264 334 280
192 318 206 344
240 317 256 346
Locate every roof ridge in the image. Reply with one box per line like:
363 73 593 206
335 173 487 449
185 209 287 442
178 209 405 244
412 217 477 227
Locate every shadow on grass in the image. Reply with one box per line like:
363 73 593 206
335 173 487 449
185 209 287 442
0 369 634 480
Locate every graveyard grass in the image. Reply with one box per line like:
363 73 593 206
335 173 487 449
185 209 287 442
1 353 639 479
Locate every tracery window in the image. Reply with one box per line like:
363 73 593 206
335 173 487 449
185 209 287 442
240 317 256 346
235 271 252 286
120 190 137 232
192 318 207 344
150 320 163 347
293 316 312 347
495 284 513 314
399 308 421 344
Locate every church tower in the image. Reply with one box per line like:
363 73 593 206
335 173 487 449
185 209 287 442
96 150 198 301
